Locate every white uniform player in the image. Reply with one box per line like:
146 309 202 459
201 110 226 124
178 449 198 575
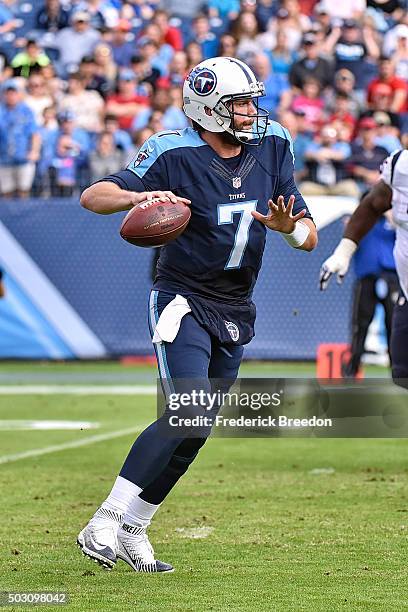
320 148 408 388
381 150 408 301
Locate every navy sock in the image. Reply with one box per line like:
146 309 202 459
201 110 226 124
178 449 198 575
140 438 208 505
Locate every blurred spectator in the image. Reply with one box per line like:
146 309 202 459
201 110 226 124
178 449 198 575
162 0 207 20
317 0 366 20
186 41 203 70
50 133 79 196
368 82 396 112
34 104 58 194
59 72 104 134
90 131 123 182
120 0 154 23
392 27 408 80
326 69 364 116
11 39 51 79
73 0 119 30
255 0 276 33
240 0 258 16
25 74 54 126
130 55 160 96
0 51 12 83
367 56 407 113
104 113 133 154
217 34 238 58
299 0 320 16
0 79 41 197
109 19 134 67
233 11 264 61
157 51 188 88
106 69 149 131
251 53 290 117
300 124 359 196
348 117 388 192
135 36 170 78
261 4 311 53
0 0 20 34
280 109 313 182
54 110 91 162
312 3 332 37
169 84 185 112
79 55 111 99
372 110 402 152
39 62 65 100
48 109 91 194
191 14 219 59
141 23 174 75
267 29 297 76
131 86 188 132
52 11 101 75
208 0 240 21
147 109 165 132
36 0 70 32
133 126 154 152
38 108 90 189
324 20 380 92
152 9 183 51
289 32 334 90
289 77 325 133
367 0 405 19
327 92 357 142
93 43 118 84
383 23 408 57
280 0 311 33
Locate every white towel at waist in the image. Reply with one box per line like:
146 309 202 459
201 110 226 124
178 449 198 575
152 294 191 344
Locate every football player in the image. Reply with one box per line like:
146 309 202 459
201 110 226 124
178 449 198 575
320 149 408 389
79 57 317 573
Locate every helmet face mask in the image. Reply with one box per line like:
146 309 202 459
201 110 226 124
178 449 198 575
183 57 269 146
213 93 269 145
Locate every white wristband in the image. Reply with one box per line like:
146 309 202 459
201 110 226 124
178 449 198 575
334 237 358 260
280 221 310 248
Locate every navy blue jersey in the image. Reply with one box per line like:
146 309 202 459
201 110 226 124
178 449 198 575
104 123 312 304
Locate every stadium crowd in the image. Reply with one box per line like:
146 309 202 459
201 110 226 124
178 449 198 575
0 0 407 198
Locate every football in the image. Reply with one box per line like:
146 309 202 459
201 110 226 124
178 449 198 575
120 198 191 247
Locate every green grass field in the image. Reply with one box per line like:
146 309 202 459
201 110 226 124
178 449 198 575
0 362 407 611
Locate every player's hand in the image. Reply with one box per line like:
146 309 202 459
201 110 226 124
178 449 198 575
320 238 358 290
251 195 306 233
131 191 191 206
319 254 351 291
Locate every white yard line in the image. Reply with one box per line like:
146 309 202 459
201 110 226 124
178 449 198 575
0 385 156 395
0 424 150 465
0 420 100 431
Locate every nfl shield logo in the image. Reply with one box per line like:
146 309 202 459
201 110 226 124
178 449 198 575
232 176 241 189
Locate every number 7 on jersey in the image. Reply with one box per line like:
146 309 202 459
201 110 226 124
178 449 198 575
217 200 258 269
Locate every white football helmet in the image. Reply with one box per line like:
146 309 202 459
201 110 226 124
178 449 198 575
183 56 269 145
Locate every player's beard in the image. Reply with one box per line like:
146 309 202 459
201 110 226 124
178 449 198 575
219 120 255 146
218 129 242 146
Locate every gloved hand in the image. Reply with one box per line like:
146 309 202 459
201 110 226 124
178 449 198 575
319 238 358 291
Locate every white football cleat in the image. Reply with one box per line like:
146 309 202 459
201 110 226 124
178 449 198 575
117 522 174 573
77 507 122 570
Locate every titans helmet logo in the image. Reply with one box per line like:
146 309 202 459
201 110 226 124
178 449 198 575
189 68 217 97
